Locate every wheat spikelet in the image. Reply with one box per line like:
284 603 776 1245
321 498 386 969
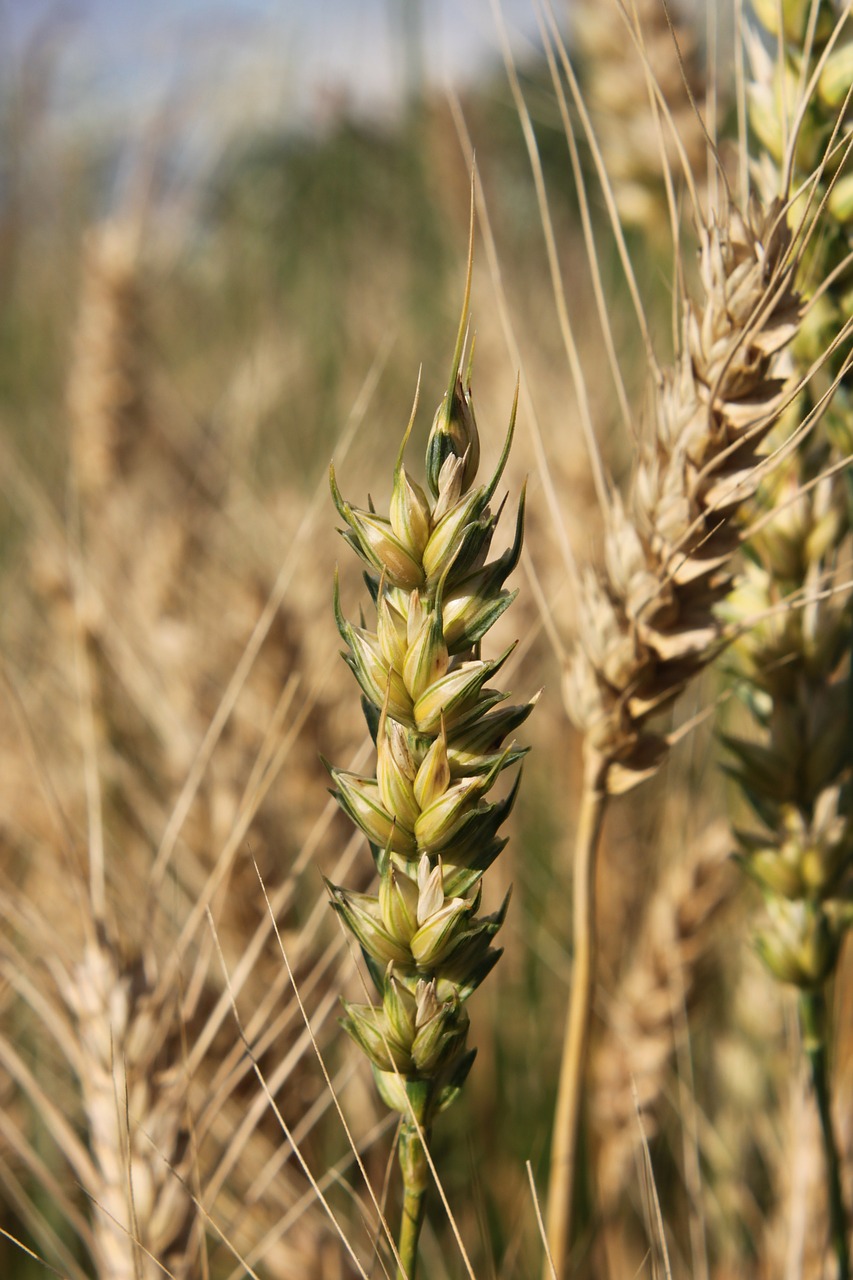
591 819 736 1216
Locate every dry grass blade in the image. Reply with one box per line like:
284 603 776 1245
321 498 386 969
256 863 408 1274
527 1160 557 1280
0 1220 76 1279
447 91 582 602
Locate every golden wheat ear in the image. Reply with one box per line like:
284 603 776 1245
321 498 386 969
563 195 803 797
549 200 806 1262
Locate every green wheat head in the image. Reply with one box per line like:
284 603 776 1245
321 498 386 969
326 269 532 1155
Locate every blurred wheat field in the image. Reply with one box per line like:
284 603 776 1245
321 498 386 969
0 2 851 1278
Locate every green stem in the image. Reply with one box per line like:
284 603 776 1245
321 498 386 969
397 1119 430 1280
799 989 850 1280
544 746 608 1280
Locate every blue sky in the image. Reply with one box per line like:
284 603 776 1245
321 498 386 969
3 0 546 143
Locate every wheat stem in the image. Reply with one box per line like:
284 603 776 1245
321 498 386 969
799 990 851 1280
544 746 608 1280
396 1117 430 1280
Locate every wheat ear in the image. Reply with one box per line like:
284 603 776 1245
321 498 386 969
547 194 805 1278
327 231 532 1279
58 937 193 1280
0 197 359 1272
